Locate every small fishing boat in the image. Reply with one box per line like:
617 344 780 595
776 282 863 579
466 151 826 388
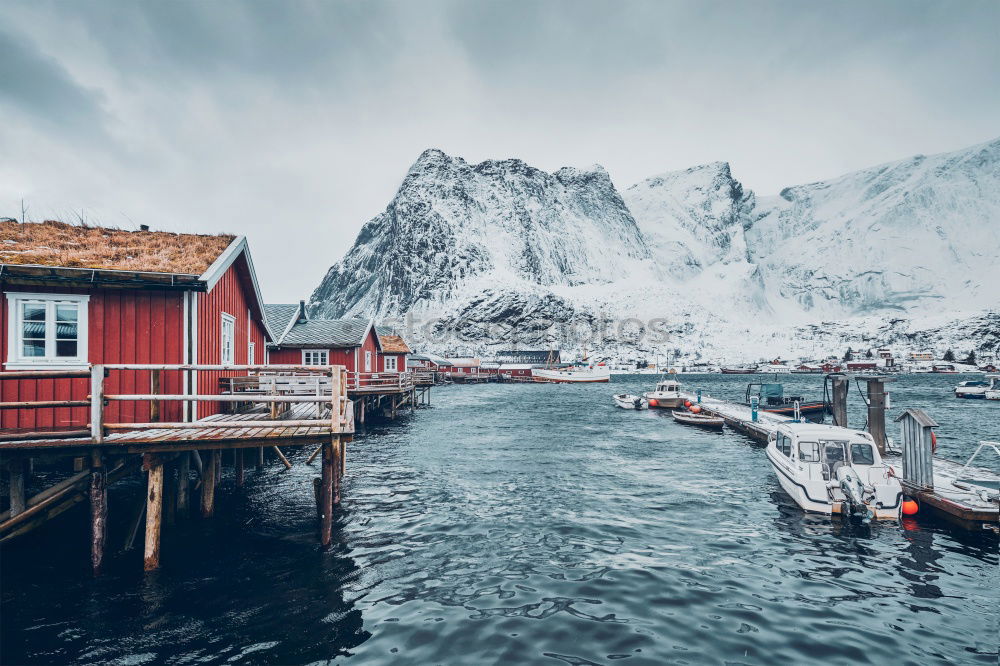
532 365 611 383
671 410 724 428
643 379 684 408
954 380 989 399
746 382 827 416
765 422 902 522
721 366 758 374
986 375 1000 401
613 394 648 409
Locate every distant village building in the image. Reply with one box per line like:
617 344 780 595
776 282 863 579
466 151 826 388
377 332 411 373
449 357 481 376
1 220 273 426
909 352 934 361
494 350 558 365
265 301 381 375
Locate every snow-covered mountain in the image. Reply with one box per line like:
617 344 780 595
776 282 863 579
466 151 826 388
310 138 1000 361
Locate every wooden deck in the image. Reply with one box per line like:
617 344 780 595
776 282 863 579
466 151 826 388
0 403 352 453
679 390 999 528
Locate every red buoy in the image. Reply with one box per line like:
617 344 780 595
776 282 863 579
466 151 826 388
901 498 919 516
689 405 702 414
930 431 937 454
648 399 659 408
684 400 692 408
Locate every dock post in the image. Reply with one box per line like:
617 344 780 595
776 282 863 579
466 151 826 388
750 396 759 423
864 378 893 455
177 452 190 517
201 450 217 518
143 455 164 572
235 448 245 487
7 459 26 517
89 450 107 575
696 388 702 404
320 441 335 546
831 375 849 427
256 447 264 471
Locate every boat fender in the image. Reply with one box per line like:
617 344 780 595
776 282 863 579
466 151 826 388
930 431 937 454
901 497 919 516
689 405 702 414
648 399 659 408
684 400 692 408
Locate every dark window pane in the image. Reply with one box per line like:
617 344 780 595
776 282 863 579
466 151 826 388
23 339 46 356
56 322 78 340
56 340 78 357
22 304 45 321
851 444 875 466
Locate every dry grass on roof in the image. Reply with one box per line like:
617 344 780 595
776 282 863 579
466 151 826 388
0 220 236 274
379 334 411 353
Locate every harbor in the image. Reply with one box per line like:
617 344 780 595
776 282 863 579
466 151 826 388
1 373 995 664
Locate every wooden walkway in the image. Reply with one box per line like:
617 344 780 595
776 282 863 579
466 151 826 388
679 390 999 528
1 403 350 453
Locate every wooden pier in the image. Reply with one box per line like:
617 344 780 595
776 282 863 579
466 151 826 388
1 364 355 573
678 387 999 529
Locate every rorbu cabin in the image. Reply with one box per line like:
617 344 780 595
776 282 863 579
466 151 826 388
376 332 411 373
1 220 273 429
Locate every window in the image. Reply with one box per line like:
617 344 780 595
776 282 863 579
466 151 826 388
798 441 820 462
384 355 397 372
303 350 329 366
248 341 255 365
365 350 372 372
5 293 89 367
850 443 875 466
221 313 235 365
778 434 792 457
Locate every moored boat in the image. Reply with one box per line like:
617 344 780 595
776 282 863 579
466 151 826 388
671 410 724 428
986 375 1000 400
532 364 611 383
954 380 989 399
643 379 684 408
765 422 902 521
721 366 758 374
746 382 827 416
613 394 648 409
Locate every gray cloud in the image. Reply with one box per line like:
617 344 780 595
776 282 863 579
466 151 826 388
1 0 997 301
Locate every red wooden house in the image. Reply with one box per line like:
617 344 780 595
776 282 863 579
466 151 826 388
1 221 273 429
376 333 410 373
265 302 381 377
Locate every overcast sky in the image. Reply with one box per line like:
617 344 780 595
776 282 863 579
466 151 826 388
1 1 998 302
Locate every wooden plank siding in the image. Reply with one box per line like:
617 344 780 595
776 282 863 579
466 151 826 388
1 286 185 429
195 255 268 419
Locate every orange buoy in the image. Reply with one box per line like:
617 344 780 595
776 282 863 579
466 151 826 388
930 431 937 454
901 498 919 516
648 399 659 408
684 400 692 408
689 405 702 414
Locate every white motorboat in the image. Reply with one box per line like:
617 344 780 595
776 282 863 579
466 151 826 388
643 378 684 408
954 380 990 399
613 394 648 409
765 422 902 522
983 375 1000 400
532 364 611 383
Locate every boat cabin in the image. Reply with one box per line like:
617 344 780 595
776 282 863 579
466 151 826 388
655 379 680 395
770 424 881 481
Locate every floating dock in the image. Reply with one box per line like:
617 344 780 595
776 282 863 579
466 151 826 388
678 390 999 529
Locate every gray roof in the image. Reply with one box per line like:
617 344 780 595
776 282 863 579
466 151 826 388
893 408 939 427
280 317 372 348
264 304 299 337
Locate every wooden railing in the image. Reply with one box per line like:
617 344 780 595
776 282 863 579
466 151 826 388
346 371 414 391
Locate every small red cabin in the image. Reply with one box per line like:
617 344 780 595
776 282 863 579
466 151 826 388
265 302 381 378
846 361 878 372
1 221 273 428
376 333 410 373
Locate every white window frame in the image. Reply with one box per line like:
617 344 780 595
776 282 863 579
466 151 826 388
384 355 398 372
303 349 329 366
221 312 236 365
5 292 90 369
248 341 255 365
365 349 372 372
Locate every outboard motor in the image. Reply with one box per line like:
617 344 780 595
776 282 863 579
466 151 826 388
836 466 874 524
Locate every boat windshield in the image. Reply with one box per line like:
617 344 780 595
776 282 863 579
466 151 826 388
850 442 876 466
798 441 820 462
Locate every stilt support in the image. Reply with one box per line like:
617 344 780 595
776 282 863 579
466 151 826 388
143 456 164 572
320 441 335 546
201 450 217 518
89 450 107 575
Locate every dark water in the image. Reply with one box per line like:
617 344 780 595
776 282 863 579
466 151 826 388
2 374 998 664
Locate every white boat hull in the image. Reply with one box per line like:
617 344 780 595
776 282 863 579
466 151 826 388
532 367 610 383
613 394 647 409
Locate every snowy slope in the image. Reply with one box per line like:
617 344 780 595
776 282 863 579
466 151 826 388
309 139 1000 362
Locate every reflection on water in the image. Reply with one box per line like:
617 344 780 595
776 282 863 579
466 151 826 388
1 374 997 664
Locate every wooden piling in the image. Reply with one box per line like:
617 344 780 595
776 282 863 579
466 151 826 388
831 375 848 427
89 450 107 575
256 446 264 471
177 453 190 516
867 379 887 456
144 457 163 571
235 448 245 487
201 450 217 518
272 446 292 470
320 441 335 546
8 460 26 517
